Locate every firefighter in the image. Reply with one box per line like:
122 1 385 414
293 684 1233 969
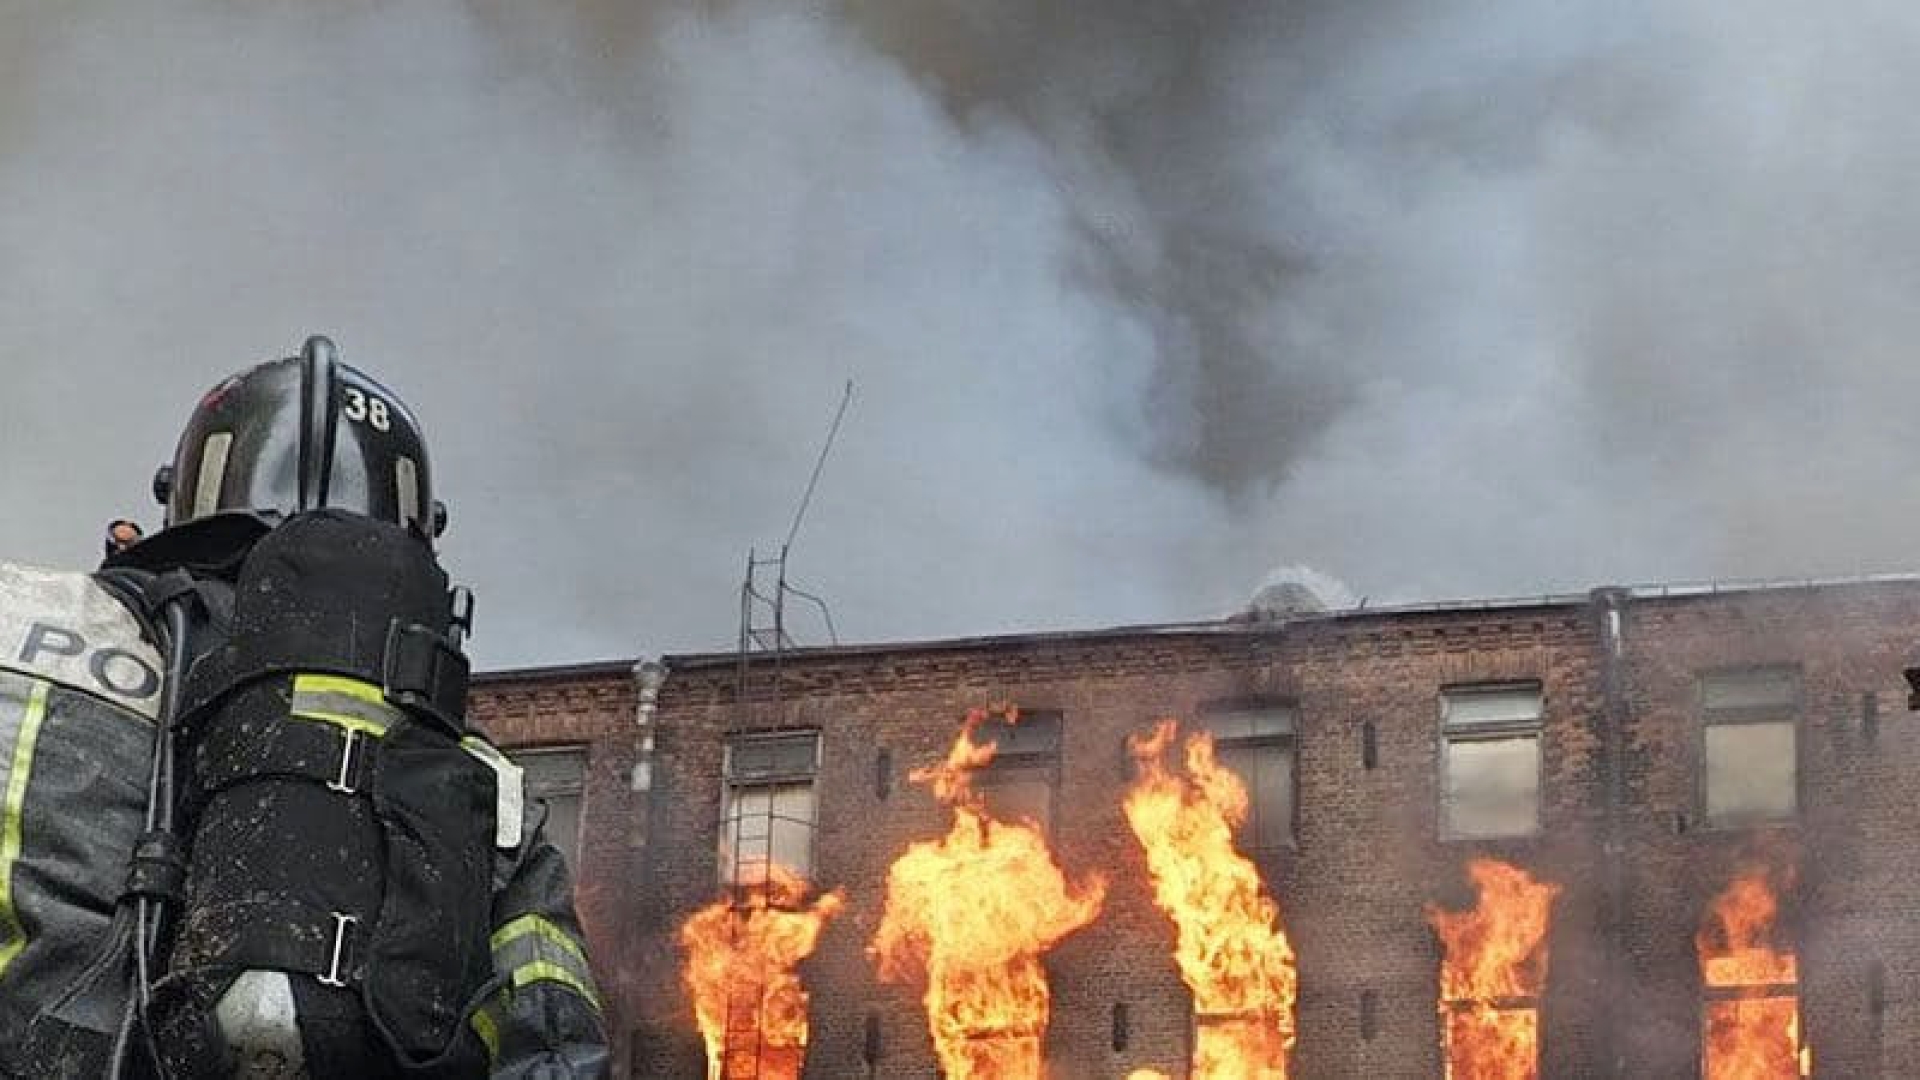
0 337 607 1078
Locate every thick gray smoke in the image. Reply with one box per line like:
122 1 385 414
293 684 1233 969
1 2 1916 666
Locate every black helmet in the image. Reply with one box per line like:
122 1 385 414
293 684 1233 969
154 336 445 539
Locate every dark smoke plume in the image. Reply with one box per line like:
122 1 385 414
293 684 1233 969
1 1 1916 666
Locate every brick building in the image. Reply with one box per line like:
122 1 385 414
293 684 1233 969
470 576 1920 1078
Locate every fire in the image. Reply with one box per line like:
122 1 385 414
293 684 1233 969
1425 858 1560 1080
1123 719 1297 1079
679 866 845 1080
1696 867 1806 1080
870 707 1106 1080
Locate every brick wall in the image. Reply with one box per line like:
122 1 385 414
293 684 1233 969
470 578 1920 1078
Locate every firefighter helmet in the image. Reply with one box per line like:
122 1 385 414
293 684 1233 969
153 335 445 538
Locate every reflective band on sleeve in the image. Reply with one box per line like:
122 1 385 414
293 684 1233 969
491 914 588 965
0 680 52 978
461 737 524 848
469 1003 502 1064
510 961 602 1013
490 914 601 1013
290 674 399 738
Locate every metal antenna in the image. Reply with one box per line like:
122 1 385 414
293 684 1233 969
785 379 854 552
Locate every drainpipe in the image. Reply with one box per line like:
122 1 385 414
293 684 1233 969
632 657 666 792
623 656 668 1076
1592 587 1630 1078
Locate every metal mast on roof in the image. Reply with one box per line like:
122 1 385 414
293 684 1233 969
735 379 849 714
722 380 851 1079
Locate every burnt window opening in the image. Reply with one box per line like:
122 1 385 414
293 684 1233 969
1359 990 1379 1041
506 745 588 866
1697 869 1807 1079
973 710 1061 834
1442 997 1541 1076
719 730 820 888
1111 1002 1130 1052
875 747 893 801
1700 959 1806 1077
1201 705 1297 850
1699 669 1799 826
1861 691 1880 746
1440 685 1543 840
1362 718 1379 770
862 1013 882 1066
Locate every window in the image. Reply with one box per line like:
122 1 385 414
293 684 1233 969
1440 685 1543 839
1700 670 1798 824
720 731 820 886
1202 706 1296 850
973 711 1061 832
509 746 588 864
1698 871 1806 1077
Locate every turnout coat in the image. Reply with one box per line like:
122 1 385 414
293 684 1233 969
0 561 606 1078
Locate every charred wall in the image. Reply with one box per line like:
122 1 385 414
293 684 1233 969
470 578 1920 1079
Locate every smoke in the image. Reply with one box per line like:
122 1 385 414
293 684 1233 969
0 2 1916 665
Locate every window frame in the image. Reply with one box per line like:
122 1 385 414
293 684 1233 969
1696 668 1802 829
718 729 822 888
1698 968 1803 1077
506 744 590 865
972 710 1063 838
1198 702 1299 852
1438 682 1545 842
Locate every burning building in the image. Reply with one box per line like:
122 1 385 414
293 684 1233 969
471 575 1920 1076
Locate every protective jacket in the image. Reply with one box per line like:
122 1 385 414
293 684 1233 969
0 560 607 1078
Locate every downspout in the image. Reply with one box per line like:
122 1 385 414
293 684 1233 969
625 656 668 1076
1592 587 1630 1078
632 657 666 790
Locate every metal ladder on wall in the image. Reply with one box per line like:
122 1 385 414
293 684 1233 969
716 382 849 1079
716 547 835 1079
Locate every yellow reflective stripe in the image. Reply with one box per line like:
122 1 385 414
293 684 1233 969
511 960 602 1013
292 674 384 704
290 674 397 738
288 708 389 738
490 913 589 967
0 680 51 978
470 1005 502 1063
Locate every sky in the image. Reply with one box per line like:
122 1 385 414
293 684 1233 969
3 1 1919 669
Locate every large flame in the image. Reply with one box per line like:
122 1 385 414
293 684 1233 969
1696 867 1806 1080
1425 858 1560 1080
870 707 1106 1080
1123 719 1297 1079
679 866 845 1080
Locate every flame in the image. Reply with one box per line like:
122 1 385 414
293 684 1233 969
870 707 1106 1080
1696 867 1806 1080
1425 858 1560 1080
679 866 845 1080
1123 719 1297 1079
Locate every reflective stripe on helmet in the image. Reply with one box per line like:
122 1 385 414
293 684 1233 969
191 431 233 521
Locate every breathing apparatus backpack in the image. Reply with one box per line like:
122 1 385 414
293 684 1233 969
129 509 493 1077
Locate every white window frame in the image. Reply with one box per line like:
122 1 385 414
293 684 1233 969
1698 669 1800 827
1201 704 1298 851
1439 684 1544 841
719 730 821 888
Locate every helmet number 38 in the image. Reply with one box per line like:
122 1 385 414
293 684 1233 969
342 386 392 432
